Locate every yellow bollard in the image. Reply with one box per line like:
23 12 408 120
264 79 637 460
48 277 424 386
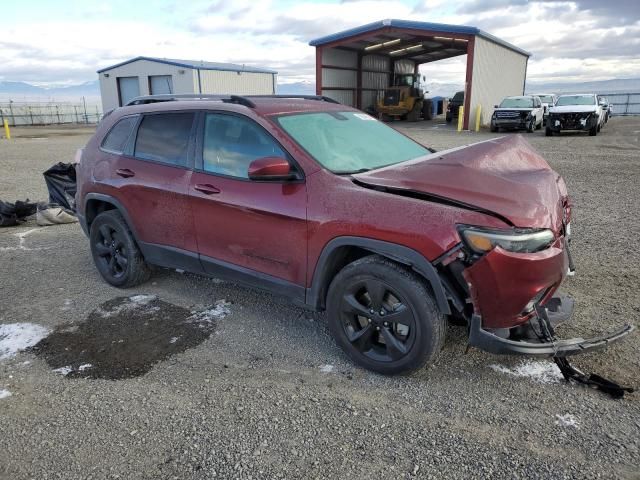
457 105 464 132
475 104 482 132
2 119 10 140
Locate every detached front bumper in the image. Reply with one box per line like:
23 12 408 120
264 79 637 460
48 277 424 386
468 300 634 357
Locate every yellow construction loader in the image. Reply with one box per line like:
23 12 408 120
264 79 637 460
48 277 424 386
377 73 426 122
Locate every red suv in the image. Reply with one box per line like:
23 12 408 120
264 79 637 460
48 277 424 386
75 94 632 375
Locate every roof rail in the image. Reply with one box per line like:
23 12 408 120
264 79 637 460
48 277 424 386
245 95 340 104
125 94 256 108
125 93 340 108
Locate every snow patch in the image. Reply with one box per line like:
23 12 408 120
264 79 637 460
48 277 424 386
489 360 563 384
555 413 580 428
187 300 231 325
0 389 12 399
0 228 46 252
169 336 179 344
53 366 73 376
96 294 159 318
0 323 50 360
319 364 334 373
78 363 93 371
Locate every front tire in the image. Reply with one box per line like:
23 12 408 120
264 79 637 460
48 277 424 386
89 210 151 288
545 127 553 137
326 255 446 375
527 118 534 133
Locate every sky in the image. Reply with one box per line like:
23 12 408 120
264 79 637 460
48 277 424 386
1 0 639 87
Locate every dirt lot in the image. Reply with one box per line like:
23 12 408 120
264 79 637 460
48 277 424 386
1 118 639 479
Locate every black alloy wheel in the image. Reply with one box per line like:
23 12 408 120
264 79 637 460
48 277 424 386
339 278 416 363
89 210 150 288
327 255 446 375
94 224 128 280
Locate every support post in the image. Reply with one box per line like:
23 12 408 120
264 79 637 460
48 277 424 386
356 52 362 110
463 37 475 130
315 47 323 96
3 118 11 140
475 104 482 131
457 106 464 132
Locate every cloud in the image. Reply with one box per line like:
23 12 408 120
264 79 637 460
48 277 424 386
0 0 638 88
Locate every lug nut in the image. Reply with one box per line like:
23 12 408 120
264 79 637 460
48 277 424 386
367 319 372 324
376 326 380 331
384 322 389 327
379 310 385 316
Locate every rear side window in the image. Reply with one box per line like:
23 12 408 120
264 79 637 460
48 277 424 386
101 116 137 153
134 113 194 166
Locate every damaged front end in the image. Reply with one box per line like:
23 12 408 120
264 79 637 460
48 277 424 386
436 226 634 358
548 111 597 132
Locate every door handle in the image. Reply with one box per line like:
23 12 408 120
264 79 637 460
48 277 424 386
194 183 221 195
115 168 135 178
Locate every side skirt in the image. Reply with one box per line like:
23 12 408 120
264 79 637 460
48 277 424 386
138 242 307 307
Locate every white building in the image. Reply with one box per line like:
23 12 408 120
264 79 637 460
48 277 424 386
97 56 277 111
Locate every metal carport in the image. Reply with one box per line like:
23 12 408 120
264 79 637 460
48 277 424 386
310 19 531 129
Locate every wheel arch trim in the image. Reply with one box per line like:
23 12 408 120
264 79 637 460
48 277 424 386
307 236 451 314
84 193 140 240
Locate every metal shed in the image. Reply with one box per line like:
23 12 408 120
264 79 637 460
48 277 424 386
310 19 531 129
97 56 277 112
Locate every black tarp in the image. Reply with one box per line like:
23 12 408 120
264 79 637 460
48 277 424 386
0 200 38 227
43 163 77 211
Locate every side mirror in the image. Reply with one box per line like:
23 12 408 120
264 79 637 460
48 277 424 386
494 105 499 108
248 156 296 181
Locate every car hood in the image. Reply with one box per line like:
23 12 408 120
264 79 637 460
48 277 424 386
494 107 534 111
353 135 567 231
550 105 597 114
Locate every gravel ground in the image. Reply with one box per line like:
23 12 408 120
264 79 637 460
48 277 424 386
0 118 638 479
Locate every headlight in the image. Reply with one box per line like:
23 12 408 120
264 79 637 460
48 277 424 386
458 226 555 254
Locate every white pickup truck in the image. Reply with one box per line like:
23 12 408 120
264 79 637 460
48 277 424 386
546 94 604 136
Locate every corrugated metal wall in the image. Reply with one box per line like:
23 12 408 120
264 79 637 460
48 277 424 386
321 48 357 105
321 48 416 109
469 36 528 126
197 70 275 95
361 55 389 110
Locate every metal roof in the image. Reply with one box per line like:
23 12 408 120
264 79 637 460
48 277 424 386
97 56 277 74
309 19 531 57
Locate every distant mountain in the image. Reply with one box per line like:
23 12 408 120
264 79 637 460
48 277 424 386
526 78 640 94
277 81 315 95
0 80 100 101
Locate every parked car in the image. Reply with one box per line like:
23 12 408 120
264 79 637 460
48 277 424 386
530 93 557 125
445 91 464 123
75 94 632 375
490 95 544 132
546 94 604 136
598 96 611 123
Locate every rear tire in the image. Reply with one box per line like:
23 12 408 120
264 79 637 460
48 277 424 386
89 210 151 288
326 255 446 375
545 127 553 137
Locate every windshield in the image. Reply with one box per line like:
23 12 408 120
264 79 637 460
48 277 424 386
537 95 554 104
499 97 534 108
452 92 464 102
275 111 430 173
556 95 595 106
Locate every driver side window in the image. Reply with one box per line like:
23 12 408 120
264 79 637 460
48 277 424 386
202 113 287 178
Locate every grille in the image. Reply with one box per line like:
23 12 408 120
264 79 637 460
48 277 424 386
495 110 526 119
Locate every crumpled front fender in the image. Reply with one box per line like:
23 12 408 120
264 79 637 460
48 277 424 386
462 242 568 329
